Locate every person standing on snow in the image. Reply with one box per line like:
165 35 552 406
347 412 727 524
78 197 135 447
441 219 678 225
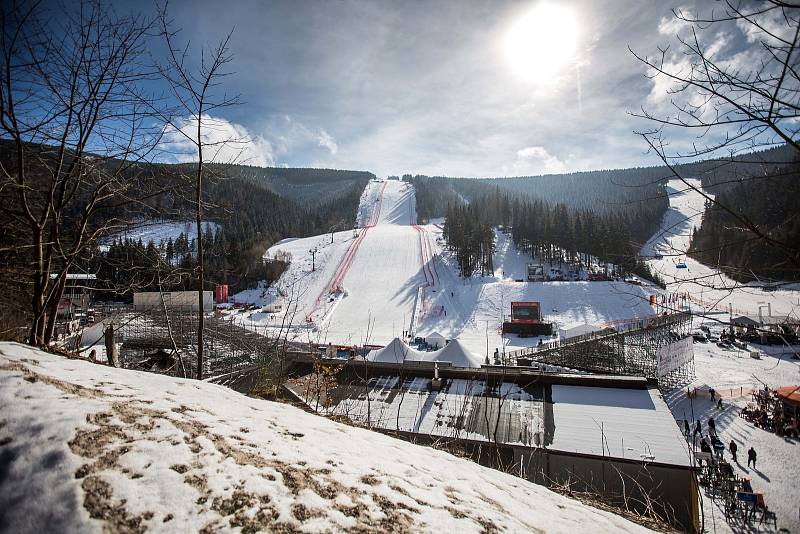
747 446 757 468
683 419 690 437
708 416 716 437
729 440 738 462
694 420 702 441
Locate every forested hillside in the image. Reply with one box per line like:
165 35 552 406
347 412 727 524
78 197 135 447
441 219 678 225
441 188 659 281
95 164 371 296
413 169 668 281
204 163 374 204
0 141 373 306
415 145 800 282
689 158 800 282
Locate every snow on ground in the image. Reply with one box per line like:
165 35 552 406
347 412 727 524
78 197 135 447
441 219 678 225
0 342 653 533
415 226 658 359
643 179 800 317
663 319 800 532
643 178 800 531
102 220 219 247
666 381 800 532
237 179 662 357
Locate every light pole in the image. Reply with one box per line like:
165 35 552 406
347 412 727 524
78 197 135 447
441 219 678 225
309 247 318 272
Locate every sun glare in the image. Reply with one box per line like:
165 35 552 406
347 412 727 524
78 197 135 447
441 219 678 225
505 3 580 83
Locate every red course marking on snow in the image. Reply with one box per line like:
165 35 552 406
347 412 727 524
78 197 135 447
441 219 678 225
305 182 387 323
412 224 442 321
412 225 438 288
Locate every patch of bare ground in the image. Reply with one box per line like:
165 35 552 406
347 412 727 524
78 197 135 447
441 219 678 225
81 475 152 533
210 486 287 533
360 473 380 486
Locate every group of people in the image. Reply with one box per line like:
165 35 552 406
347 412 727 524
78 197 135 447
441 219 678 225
741 386 799 438
683 416 758 468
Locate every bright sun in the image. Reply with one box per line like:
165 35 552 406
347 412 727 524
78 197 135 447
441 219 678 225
505 3 580 82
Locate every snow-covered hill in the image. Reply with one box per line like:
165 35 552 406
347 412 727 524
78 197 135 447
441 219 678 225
0 343 652 533
236 179 660 356
643 178 800 316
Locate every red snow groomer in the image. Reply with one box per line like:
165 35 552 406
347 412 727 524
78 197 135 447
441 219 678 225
502 301 553 337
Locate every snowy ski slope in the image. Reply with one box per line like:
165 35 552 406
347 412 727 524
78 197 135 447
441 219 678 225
643 178 800 317
242 179 659 357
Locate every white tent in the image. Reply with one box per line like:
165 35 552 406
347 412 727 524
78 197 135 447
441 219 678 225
417 339 484 368
367 338 426 364
366 338 484 368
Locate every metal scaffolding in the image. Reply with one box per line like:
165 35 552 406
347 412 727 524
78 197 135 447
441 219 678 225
107 306 288 379
517 312 694 387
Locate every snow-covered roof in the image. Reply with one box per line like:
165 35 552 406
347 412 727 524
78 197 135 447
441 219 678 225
549 385 692 466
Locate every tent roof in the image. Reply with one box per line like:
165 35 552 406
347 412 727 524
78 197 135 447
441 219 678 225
775 385 800 406
366 337 484 368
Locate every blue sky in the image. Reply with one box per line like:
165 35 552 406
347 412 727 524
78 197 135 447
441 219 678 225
111 0 769 177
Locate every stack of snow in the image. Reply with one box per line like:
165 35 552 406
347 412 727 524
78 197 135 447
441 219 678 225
367 337 485 368
0 343 651 533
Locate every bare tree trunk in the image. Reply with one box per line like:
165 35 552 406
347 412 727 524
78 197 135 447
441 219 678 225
196 126 205 380
44 274 67 344
105 325 119 368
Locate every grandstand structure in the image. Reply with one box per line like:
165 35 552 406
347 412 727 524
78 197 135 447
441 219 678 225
510 312 694 387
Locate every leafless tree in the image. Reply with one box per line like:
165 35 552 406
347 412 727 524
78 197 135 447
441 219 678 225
0 1 168 345
631 1 800 281
154 9 241 379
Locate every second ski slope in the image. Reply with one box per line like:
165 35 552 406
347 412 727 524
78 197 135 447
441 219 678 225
642 178 800 317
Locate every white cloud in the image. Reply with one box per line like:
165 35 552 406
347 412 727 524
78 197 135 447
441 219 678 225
507 146 567 175
657 7 693 37
646 31 729 106
161 115 275 167
317 129 339 155
737 7 796 45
